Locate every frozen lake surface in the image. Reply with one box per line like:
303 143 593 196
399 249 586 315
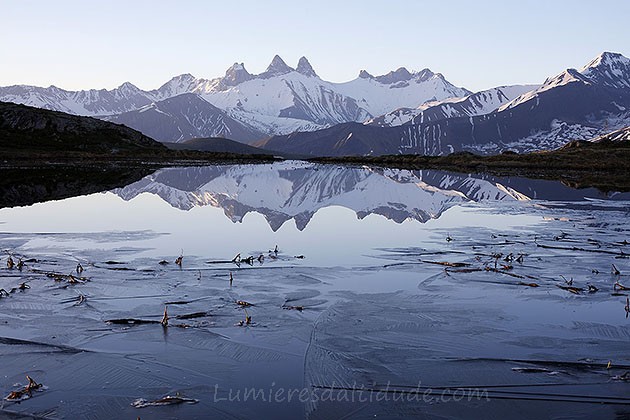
1 162 629 419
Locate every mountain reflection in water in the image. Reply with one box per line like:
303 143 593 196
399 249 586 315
113 161 624 231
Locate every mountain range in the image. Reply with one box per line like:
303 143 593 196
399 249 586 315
259 52 630 156
0 55 472 143
366 85 539 126
1 52 629 156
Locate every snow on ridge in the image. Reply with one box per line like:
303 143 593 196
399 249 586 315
368 85 539 127
590 124 630 143
581 52 630 73
463 115 630 155
7 52 627 144
499 52 630 113
497 70 587 112
579 51 630 89
0 55 471 131
335 72 470 118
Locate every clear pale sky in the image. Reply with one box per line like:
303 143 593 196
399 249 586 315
1 0 628 92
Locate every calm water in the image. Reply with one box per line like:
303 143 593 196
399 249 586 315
1 162 629 419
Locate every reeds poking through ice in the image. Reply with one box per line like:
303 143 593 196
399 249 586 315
29 269 89 284
132 393 199 408
237 307 253 327
106 306 212 328
410 228 630 308
612 263 621 276
205 245 304 267
556 284 584 294
161 306 169 327
2 244 308 331
1 221 629 416
0 281 31 297
4 376 43 401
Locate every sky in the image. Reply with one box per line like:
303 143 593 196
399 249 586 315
1 0 629 92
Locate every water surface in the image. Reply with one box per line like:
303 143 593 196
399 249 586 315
1 162 629 419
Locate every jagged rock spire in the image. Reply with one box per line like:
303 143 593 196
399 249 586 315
296 57 317 77
264 55 294 76
373 67 414 84
359 70 374 79
222 62 253 87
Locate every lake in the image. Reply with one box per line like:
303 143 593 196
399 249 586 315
1 161 629 419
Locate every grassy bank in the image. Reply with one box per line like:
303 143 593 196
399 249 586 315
310 140 630 192
0 148 280 170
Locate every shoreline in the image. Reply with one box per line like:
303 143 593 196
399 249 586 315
2 139 629 192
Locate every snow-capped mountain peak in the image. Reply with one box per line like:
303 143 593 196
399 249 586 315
582 51 629 72
118 81 139 90
260 55 294 78
161 73 196 87
296 56 317 77
357 67 418 84
115 81 142 97
220 62 254 88
154 73 199 99
416 68 437 82
580 51 630 89
335 67 471 117
499 52 630 112
358 70 374 79
355 67 441 85
374 67 413 84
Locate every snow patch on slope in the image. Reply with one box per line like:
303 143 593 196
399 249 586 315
336 71 470 117
369 85 538 127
